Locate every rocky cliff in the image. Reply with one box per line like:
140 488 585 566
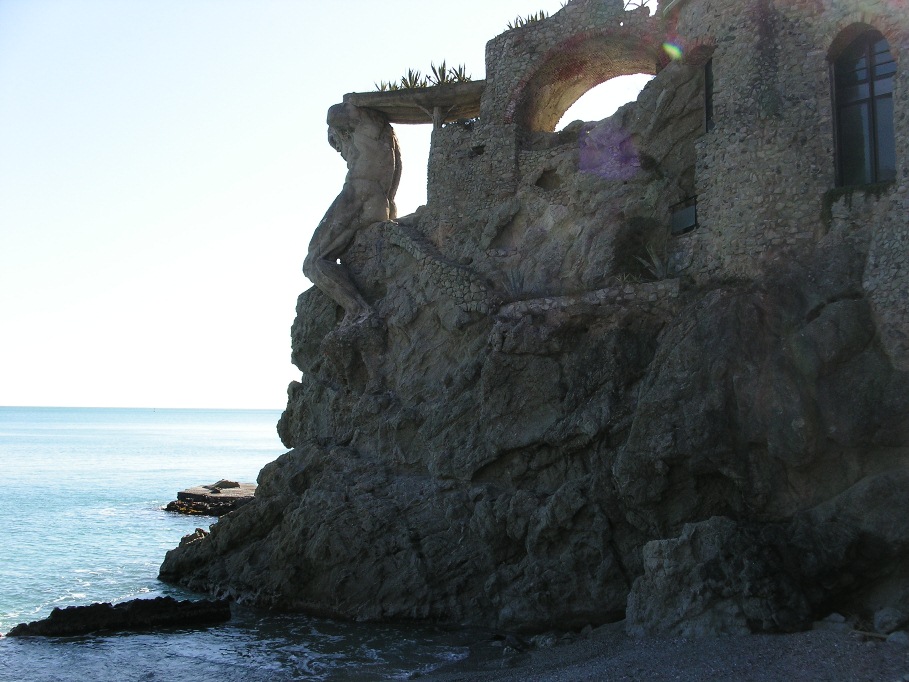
160 47 909 635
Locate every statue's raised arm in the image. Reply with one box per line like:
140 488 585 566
303 102 401 325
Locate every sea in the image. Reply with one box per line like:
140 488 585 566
0 407 479 681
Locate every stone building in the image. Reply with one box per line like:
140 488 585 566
352 0 907 365
664 0 908 369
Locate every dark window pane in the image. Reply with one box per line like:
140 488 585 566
839 103 872 185
875 96 896 181
872 38 896 77
837 63 869 85
834 30 897 186
875 60 896 78
836 49 868 83
876 75 893 96
874 38 891 58
840 83 870 102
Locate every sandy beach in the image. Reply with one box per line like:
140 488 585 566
425 622 909 681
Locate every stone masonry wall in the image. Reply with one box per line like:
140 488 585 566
427 122 519 226
426 0 665 233
482 0 659 130
423 0 907 363
667 0 834 281
666 0 908 363
858 183 909 368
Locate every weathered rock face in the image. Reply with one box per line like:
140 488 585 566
160 216 909 632
627 468 909 637
160 0 909 635
615 229 909 538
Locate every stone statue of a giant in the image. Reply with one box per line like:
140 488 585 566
303 102 402 325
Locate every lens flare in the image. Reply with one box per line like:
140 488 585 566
663 42 683 60
579 120 640 181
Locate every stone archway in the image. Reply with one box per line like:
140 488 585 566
506 28 661 132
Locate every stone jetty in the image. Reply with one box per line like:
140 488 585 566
164 480 256 517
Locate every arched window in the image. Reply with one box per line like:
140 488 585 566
833 30 897 186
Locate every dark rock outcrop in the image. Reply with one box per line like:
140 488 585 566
627 469 909 636
6 597 231 637
159 220 909 632
158 8 909 634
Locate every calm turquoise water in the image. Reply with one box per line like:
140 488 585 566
0 407 472 681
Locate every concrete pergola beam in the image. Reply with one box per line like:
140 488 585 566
343 81 485 125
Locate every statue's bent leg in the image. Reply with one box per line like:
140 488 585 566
303 253 371 323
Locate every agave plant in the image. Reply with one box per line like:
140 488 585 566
400 68 429 89
428 61 473 86
450 64 471 83
376 63 472 92
506 10 548 30
429 60 451 86
634 243 671 280
612 272 641 285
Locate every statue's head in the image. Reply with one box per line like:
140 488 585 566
326 102 361 156
327 102 356 130
325 102 393 159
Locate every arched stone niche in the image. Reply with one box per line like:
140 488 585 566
506 29 661 132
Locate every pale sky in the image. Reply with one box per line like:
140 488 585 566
0 0 654 409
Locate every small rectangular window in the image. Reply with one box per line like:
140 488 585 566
671 197 698 235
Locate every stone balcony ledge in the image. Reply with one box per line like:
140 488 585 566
343 81 485 125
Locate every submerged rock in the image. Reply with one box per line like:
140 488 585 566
6 596 230 637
